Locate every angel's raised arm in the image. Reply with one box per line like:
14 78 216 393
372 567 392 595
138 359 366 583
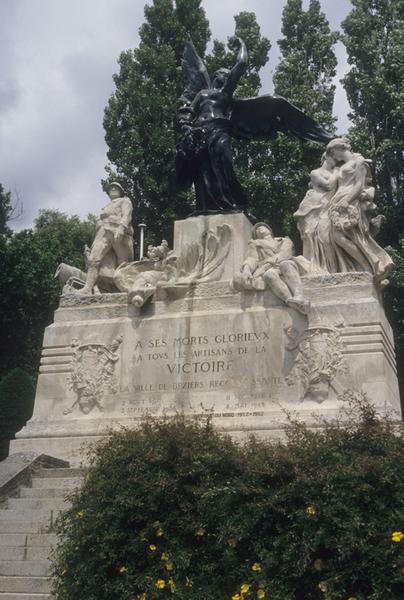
222 38 248 97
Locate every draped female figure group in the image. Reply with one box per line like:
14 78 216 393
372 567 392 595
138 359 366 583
294 138 393 285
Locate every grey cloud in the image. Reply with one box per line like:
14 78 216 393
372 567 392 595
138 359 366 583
0 77 21 112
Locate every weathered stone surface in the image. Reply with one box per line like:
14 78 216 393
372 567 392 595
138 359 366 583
232 221 311 314
11 279 400 465
56 182 134 296
0 466 83 598
0 577 51 594
174 213 252 282
294 138 393 285
9 213 401 465
0 454 68 501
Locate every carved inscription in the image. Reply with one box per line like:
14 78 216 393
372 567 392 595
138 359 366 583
119 310 306 418
130 330 275 398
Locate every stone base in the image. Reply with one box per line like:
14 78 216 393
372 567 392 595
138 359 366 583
12 266 401 465
173 212 252 281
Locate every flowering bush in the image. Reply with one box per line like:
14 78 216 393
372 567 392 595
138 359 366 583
52 401 404 599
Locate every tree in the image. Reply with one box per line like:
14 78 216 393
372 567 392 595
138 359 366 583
274 0 337 129
205 12 271 94
385 240 404 401
104 4 273 245
341 0 404 243
0 184 13 235
103 0 210 245
341 0 404 399
0 210 96 379
0 368 35 460
264 0 338 239
0 183 23 235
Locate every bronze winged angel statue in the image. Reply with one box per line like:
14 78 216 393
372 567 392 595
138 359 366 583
176 38 332 215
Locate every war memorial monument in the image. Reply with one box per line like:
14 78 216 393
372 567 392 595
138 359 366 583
10 39 401 465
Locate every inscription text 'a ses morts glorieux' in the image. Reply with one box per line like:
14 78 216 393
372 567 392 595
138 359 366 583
130 329 283 395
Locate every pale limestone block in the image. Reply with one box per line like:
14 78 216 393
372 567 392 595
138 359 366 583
174 213 252 282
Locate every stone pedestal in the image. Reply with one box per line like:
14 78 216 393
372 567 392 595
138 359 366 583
173 213 252 281
11 214 401 465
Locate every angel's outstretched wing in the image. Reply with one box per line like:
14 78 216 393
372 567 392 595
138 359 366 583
181 42 211 104
230 95 332 144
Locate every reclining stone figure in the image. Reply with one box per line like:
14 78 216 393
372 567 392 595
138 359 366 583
233 222 311 314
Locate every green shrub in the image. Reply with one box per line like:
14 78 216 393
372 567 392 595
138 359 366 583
0 368 35 460
52 402 404 600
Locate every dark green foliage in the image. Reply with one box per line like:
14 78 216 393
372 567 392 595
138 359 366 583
205 12 270 93
53 404 404 600
103 4 271 244
341 0 404 401
103 0 337 240
385 241 404 397
103 3 278 243
0 210 95 379
265 0 338 240
341 0 404 244
0 184 13 235
0 368 35 460
274 0 337 128
103 0 338 242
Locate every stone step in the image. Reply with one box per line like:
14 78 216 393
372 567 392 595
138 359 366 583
19 487 71 499
0 511 61 523
30 477 82 490
0 561 50 577
0 535 56 548
0 547 51 561
0 576 51 594
7 499 68 512
35 467 85 479
0 522 52 535
0 594 52 600
0 466 82 597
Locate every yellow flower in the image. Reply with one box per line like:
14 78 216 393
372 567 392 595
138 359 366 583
138 594 147 600
392 531 404 543
168 578 176 592
240 583 250 594
195 527 206 537
306 505 316 516
314 559 323 571
232 595 241 600
161 552 169 561
149 544 157 552
252 563 262 572
257 591 266 599
156 579 165 589
76 510 85 518
156 527 164 537
318 581 327 593
119 565 128 574
165 561 174 571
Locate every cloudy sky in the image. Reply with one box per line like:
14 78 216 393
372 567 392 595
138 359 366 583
0 0 353 230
